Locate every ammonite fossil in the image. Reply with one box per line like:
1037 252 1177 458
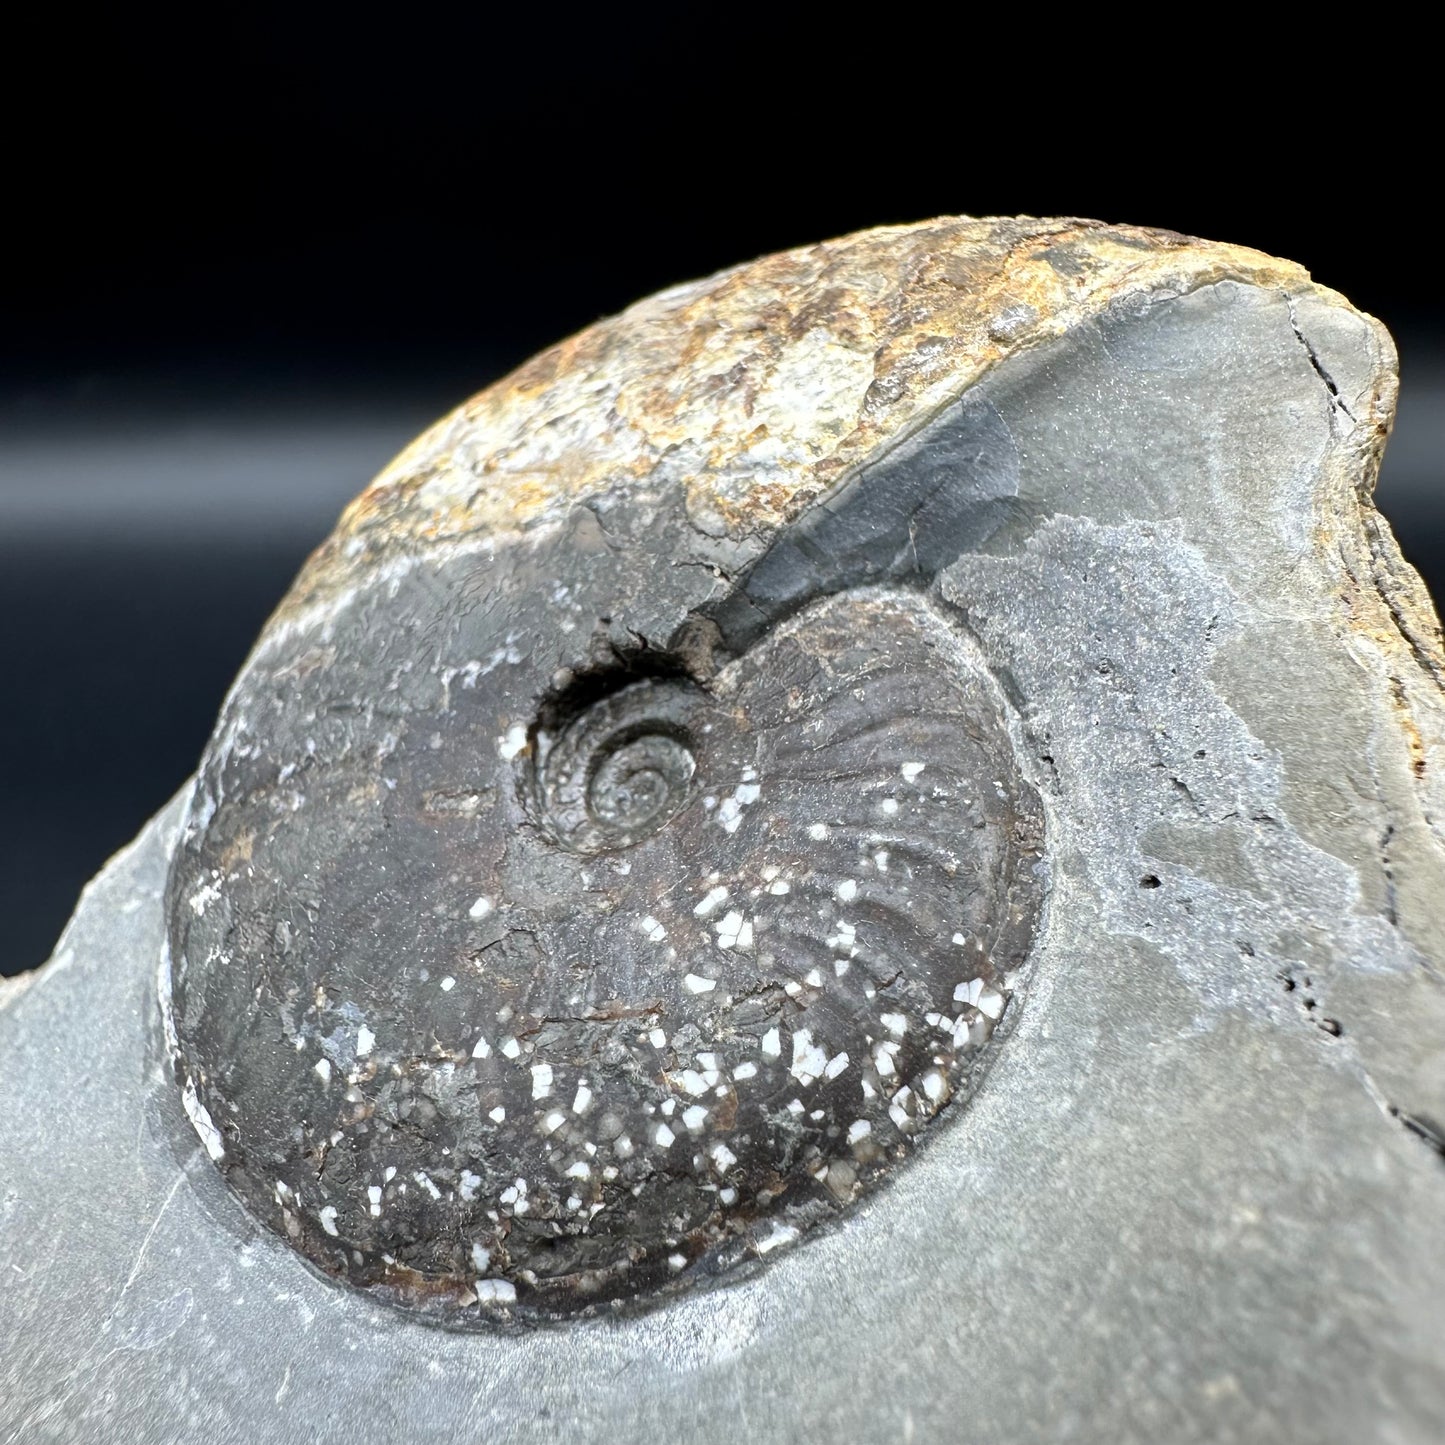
166 406 1047 1320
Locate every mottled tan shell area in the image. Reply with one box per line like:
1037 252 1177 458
285 218 1324 594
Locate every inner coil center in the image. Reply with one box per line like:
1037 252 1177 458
534 678 705 853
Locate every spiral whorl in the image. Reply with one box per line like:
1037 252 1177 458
534 680 706 854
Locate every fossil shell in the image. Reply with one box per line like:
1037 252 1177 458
169 585 1041 1319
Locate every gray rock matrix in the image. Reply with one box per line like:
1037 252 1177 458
2 219 1442 1443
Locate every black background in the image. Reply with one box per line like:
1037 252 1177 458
3 13 1440 972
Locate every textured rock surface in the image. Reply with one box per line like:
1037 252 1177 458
2 217 1443 1441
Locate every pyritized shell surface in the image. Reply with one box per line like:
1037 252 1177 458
168 587 1042 1320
